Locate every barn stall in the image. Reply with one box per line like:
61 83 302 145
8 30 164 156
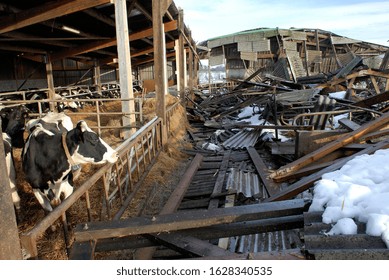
0 0 198 259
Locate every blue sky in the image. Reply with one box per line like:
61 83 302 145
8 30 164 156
173 0 389 46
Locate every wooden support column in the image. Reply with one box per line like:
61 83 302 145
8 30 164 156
114 0 136 139
152 0 169 145
177 9 185 104
93 60 102 96
194 55 199 87
0 127 22 260
188 37 194 101
45 55 55 112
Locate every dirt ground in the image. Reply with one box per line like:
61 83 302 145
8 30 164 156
14 95 192 259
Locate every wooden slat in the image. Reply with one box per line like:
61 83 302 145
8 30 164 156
271 112 389 180
264 139 389 202
247 147 279 196
338 118 361 131
145 233 238 258
75 199 308 242
208 150 231 209
69 240 96 260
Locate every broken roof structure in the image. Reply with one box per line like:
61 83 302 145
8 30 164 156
198 27 388 83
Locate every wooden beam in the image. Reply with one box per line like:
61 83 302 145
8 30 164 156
74 199 308 242
115 0 135 138
0 127 22 260
162 0 174 14
208 150 231 209
145 233 239 258
49 20 177 61
270 111 389 180
247 147 280 197
0 0 111 34
153 0 169 146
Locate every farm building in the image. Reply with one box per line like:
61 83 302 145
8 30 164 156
2 0 389 262
200 27 388 85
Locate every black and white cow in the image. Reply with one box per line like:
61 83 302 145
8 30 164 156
0 105 29 148
2 133 20 210
26 111 73 134
22 119 118 211
1 105 30 211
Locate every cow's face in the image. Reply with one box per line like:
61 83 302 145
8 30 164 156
0 105 29 148
72 121 118 164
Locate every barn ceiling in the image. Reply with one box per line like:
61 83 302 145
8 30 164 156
0 0 193 68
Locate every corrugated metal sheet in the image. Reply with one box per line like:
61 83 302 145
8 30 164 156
226 168 262 198
227 230 303 253
222 129 261 149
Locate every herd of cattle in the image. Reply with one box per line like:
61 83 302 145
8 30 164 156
0 83 122 114
1 105 118 214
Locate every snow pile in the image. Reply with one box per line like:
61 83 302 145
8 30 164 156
309 148 389 247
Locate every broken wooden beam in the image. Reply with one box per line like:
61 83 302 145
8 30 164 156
145 233 239 258
74 199 309 242
270 111 389 180
247 147 280 196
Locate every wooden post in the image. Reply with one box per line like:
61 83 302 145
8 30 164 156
188 33 194 100
45 55 56 112
114 0 136 139
93 60 102 96
152 0 169 145
0 124 22 260
194 55 199 87
177 9 185 104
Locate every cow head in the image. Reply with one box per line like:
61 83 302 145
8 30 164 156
70 120 118 164
0 105 30 148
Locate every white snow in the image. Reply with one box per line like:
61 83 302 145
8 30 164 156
237 106 290 142
309 148 389 247
329 90 347 99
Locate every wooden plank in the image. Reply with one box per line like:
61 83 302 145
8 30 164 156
134 153 203 259
247 147 279 197
69 240 96 260
92 215 303 253
208 150 231 209
338 118 361 131
295 130 348 158
161 153 203 214
264 139 389 202
145 233 238 258
75 199 308 242
271 112 389 180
